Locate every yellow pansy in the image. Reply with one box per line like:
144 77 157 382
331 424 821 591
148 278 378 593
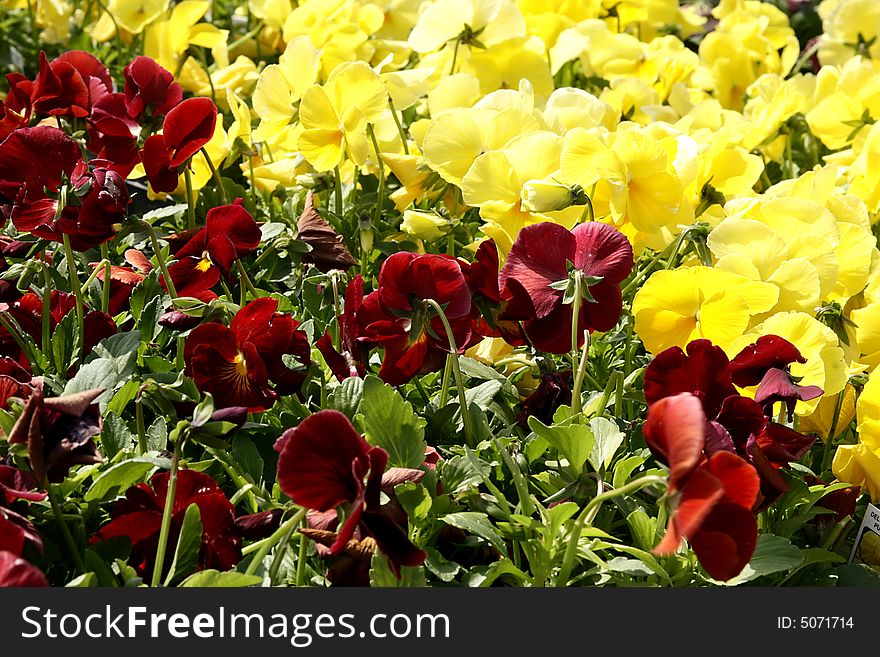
632 266 779 354
818 0 880 66
708 217 821 316
178 56 259 107
252 37 320 142
800 383 857 442
144 0 228 74
297 61 389 172
282 0 385 77
598 128 691 235
105 0 168 35
806 58 880 151
407 0 526 55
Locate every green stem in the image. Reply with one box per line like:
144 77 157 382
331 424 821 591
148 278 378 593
334 166 344 216
426 299 475 447
821 388 847 472
151 433 185 587
135 387 148 455
184 165 196 230
388 98 409 154
79 259 110 295
47 483 88 575
62 235 85 363
556 475 666 586
366 123 386 225
295 514 309 587
245 507 307 576
570 331 589 417
234 259 260 301
438 354 453 408
41 262 52 355
144 222 180 302
201 148 228 205
100 244 111 314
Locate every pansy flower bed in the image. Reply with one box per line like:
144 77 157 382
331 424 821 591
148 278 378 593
0 0 879 588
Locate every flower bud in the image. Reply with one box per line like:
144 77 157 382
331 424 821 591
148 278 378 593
520 179 585 213
401 210 448 241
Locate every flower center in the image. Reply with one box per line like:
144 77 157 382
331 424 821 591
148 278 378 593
233 352 248 377
196 251 213 272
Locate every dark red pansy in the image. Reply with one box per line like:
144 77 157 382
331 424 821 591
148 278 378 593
30 51 90 118
499 221 633 354
123 56 183 120
276 410 426 575
165 200 261 297
361 251 472 385
646 394 761 581
53 50 112 109
184 297 310 411
0 356 34 409
0 73 32 141
90 469 240 580
0 551 48 587
87 93 142 178
516 371 572 428
754 368 823 421
139 97 218 192
93 263 146 316
644 339 738 419
754 422 816 468
7 381 104 485
0 505 43 557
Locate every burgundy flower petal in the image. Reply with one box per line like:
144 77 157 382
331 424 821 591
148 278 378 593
644 339 738 419
123 56 183 119
140 134 179 193
572 221 634 284
162 97 218 167
0 126 81 201
689 501 757 581
730 335 807 388
499 222 574 319
0 551 48 587
276 410 375 511
715 395 766 449
755 422 816 469
205 199 262 260
654 467 724 555
643 393 706 491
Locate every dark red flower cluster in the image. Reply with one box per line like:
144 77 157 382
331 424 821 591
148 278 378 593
184 297 311 411
275 410 427 576
644 337 820 509
0 291 116 369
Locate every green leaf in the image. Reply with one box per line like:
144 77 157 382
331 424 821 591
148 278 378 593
358 375 426 468
527 416 595 473
465 559 530 587
626 509 656 552
93 331 142 360
231 434 264 485
85 459 157 503
64 335 139 407
165 504 203 586
369 553 426 587
724 534 804 585
329 376 364 420
51 311 77 374
147 417 168 452
464 380 502 410
106 379 141 416
424 548 460 583
179 570 262 587
100 411 132 459
395 482 432 522
65 572 98 587
441 512 506 554
588 417 625 471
